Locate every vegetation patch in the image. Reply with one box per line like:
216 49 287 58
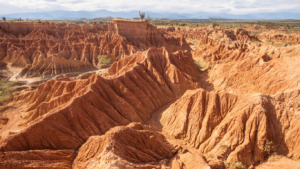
194 60 207 70
262 140 277 155
226 161 247 169
0 79 17 102
98 55 110 65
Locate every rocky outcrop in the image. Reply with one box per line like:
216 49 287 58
159 26 209 40
194 28 300 95
209 55 300 95
0 47 200 152
260 30 300 44
0 22 35 38
161 88 300 166
0 149 75 169
73 122 211 169
19 56 96 78
0 21 192 78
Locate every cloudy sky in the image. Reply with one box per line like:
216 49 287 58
0 0 300 15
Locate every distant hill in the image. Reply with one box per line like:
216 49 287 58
1 10 300 20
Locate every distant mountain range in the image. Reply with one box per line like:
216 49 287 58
1 10 300 20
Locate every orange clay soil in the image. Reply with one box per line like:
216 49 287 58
0 22 300 169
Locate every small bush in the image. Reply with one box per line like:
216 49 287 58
145 15 152 23
212 22 219 28
234 162 247 169
194 60 207 70
0 79 17 102
226 161 247 169
219 142 227 147
98 55 110 65
262 140 276 155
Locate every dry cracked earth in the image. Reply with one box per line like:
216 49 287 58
0 20 300 169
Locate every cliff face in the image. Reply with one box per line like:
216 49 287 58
109 21 166 49
109 20 192 53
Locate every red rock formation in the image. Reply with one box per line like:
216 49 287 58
1 23 300 169
159 26 209 40
194 28 300 95
0 149 75 169
0 21 192 78
208 55 300 95
19 56 96 78
0 47 200 152
108 20 192 55
199 28 258 45
260 30 300 44
73 122 211 169
161 88 300 166
0 22 35 38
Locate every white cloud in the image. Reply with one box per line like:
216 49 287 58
0 0 300 15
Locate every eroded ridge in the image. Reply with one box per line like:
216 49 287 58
0 47 200 152
0 21 191 78
161 88 300 166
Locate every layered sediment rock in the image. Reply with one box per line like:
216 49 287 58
260 30 300 44
159 26 209 40
73 122 211 169
1 22 300 169
0 47 200 152
0 150 75 169
194 28 300 95
161 88 300 166
19 56 96 78
0 21 191 78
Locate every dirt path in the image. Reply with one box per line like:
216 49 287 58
7 66 40 83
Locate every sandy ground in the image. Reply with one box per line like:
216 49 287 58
6 65 106 83
0 102 25 142
256 155 300 169
7 67 40 83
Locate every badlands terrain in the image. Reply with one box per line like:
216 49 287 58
0 20 300 169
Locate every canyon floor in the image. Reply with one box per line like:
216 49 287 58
0 20 300 169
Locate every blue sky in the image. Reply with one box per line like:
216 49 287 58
0 0 300 15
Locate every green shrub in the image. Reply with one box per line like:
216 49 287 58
219 142 227 147
98 55 110 64
0 79 17 102
194 60 207 69
253 41 260 44
226 161 247 169
234 162 247 169
212 22 219 28
262 140 276 155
